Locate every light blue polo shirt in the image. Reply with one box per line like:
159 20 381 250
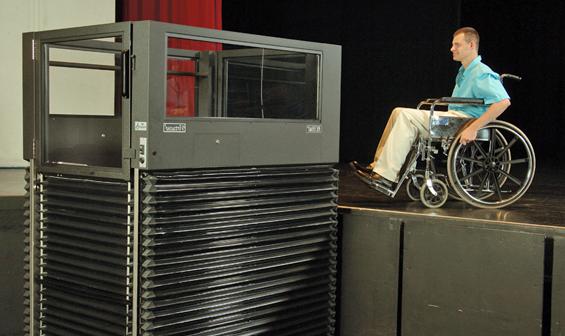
449 56 510 117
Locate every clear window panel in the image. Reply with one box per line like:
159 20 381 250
167 57 198 117
167 36 320 120
49 66 116 116
224 51 318 119
48 47 116 116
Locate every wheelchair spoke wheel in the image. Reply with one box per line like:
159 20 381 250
448 129 511 200
406 174 424 201
447 121 535 208
420 179 448 208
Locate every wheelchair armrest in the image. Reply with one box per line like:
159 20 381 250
438 97 484 105
416 98 439 108
417 97 484 110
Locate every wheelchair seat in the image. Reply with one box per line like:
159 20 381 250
430 115 490 141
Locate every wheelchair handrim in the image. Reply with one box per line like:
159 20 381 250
447 121 536 208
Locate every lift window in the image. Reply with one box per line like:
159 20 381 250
167 36 320 120
44 37 125 168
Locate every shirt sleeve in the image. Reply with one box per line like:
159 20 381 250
473 72 510 105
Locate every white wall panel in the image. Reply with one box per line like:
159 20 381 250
0 0 115 166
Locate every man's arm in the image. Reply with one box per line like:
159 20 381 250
459 98 511 145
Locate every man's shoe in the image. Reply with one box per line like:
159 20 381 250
352 168 394 189
349 161 372 174
366 172 394 188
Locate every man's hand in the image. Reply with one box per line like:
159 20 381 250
459 125 478 145
458 99 511 145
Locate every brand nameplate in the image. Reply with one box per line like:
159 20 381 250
306 125 322 134
163 123 187 133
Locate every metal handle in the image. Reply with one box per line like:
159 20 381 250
121 50 130 98
500 73 522 82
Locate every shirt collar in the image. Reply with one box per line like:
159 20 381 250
458 55 482 75
456 55 481 86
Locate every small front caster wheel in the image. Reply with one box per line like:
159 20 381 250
406 174 425 201
420 179 448 208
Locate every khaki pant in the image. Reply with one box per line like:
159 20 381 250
370 107 467 182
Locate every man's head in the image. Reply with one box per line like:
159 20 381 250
451 27 479 66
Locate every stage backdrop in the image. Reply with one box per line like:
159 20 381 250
120 0 221 28
460 0 565 167
224 0 564 168
119 0 222 117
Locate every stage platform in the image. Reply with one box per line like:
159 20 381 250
338 164 565 228
337 163 565 336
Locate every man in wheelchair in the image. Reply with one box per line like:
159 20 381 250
351 27 511 191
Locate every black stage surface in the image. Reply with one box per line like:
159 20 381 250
338 163 565 228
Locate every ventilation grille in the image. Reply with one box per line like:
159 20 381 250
140 165 339 336
38 174 134 335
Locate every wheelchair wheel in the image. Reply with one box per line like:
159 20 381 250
406 174 424 201
448 129 511 200
447 120 535 208
420 179 448 208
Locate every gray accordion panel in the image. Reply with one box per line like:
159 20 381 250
38 175 133 335
140 165 339 336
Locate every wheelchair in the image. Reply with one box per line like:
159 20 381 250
359 74 536 209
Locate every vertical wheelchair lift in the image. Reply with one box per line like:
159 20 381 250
22 21 341 335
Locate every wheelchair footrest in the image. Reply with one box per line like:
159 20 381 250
353 169 396 197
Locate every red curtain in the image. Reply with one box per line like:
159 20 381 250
121 0 222 29
121 0 222 117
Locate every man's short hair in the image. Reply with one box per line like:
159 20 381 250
454 27 480 50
